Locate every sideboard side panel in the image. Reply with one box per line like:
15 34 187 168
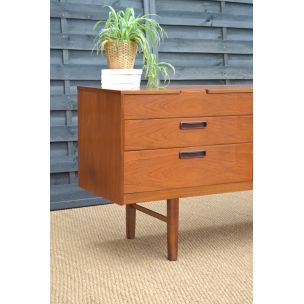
78 88 123 203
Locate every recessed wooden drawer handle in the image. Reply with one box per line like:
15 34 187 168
180 121 207 129
179 150 207 159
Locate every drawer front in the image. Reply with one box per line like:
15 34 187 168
124 115 252 150
123 91 252 119
124 143 253 193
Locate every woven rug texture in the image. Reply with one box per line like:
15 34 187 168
51 191 253 304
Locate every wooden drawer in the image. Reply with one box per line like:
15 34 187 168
78 85 253 204
124 115 252 150
123 91 252 119
124 143 252 193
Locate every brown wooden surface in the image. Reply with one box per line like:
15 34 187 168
206 87 253 94
78 85 253 261
125 115 252 150
78 85 253 205
124 143 252 193
126 205 136 239
167 198 179 261
123 91 252 119
123 181 252 205
78 87 124 203
78 84 252 95
122 89 182 95
133 204 167 222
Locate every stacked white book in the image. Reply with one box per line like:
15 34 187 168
101 69 142 90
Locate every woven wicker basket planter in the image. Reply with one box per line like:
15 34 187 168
105 40 137 69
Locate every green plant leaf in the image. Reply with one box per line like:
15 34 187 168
92 6 175 88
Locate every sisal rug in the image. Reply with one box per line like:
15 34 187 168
51 191 252 304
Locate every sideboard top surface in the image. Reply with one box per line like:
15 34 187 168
78 84 253 95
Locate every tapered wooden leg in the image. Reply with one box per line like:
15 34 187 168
126 205 136 239
167 198 179 261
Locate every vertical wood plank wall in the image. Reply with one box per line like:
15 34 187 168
50 0 253 210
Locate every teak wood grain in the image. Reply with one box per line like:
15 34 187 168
167 199 179 261
126 205 136 239
77 85 253 205
123 181 252 204
124 143 252 193
123 91 252 119
78 88 123 203
120 84 252 95
125 115 252 150
78 85 253 261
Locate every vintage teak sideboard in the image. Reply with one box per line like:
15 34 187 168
78 85 253 261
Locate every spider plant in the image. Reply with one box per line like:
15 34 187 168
143 53 175 88
93 6 165 60
93 6 175 88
